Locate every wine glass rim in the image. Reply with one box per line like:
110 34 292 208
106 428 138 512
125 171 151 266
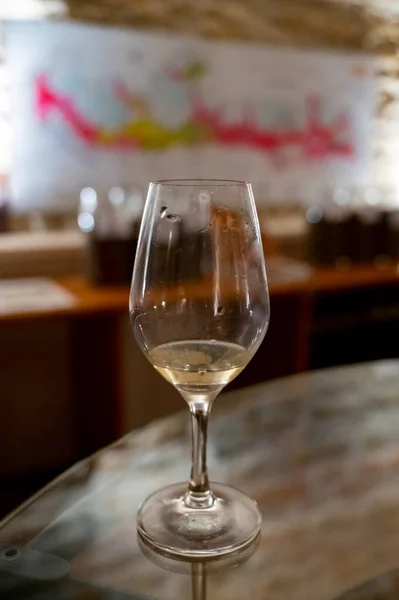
151 179 251 187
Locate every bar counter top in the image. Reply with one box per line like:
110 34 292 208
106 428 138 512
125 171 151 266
2 360 399 599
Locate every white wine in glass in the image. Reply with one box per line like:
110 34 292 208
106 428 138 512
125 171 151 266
149 340 251 395
130 180 270 559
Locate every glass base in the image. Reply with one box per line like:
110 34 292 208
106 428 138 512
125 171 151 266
138 530 260 574
137 481 262 560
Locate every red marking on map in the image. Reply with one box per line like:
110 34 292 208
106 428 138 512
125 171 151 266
35 74 354 160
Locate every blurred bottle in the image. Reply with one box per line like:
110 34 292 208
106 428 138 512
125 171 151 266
146 209 180 288
384 210 399 261
178 189 211 281
78 185 143 285
308 187 352 267
124 184 144 240
0 174 10 233
307 186 399 267
349 188 384 264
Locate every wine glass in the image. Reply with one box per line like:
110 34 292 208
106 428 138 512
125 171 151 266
130 179 270 559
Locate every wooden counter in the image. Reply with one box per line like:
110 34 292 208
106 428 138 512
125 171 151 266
50 263 399 312
2 262 399 323
59 262 399 303
2 263 399 495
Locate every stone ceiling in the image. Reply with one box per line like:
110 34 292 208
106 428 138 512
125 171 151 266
37 0 396 56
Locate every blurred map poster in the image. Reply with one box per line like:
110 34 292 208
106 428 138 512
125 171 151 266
5 21 376 209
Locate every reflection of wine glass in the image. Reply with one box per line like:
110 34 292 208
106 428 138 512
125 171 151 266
130 180 270 559
139 535 260 600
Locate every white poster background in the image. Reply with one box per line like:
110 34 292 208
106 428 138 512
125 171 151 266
5 21 377 210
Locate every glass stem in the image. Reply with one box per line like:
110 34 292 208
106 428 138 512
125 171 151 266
191 563 206 600
184 400 214 509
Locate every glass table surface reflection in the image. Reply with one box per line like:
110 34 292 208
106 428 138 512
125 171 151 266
2 360 399 600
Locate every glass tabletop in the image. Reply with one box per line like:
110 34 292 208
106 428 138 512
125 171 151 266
2 360 399 600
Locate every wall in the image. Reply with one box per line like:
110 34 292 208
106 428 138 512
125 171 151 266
2 0 399 190
62 0 399 189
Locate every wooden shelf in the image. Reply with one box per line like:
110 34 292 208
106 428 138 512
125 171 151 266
0 263 398 323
